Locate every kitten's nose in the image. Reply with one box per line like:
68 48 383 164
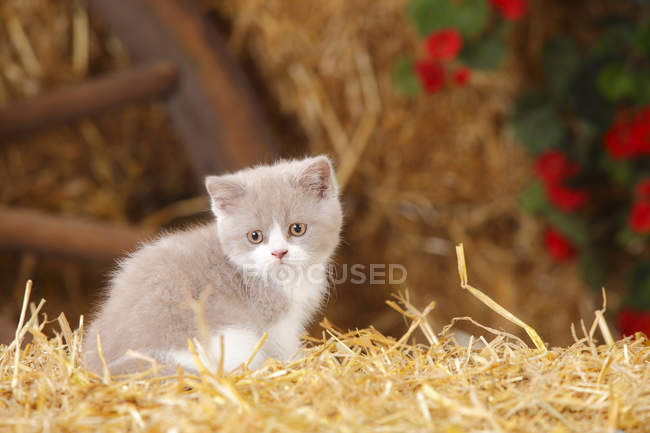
271 249 288 259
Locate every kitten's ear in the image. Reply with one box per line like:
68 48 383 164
205 176 245 215
297 156 337 198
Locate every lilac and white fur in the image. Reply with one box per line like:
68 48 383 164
83 156 342 375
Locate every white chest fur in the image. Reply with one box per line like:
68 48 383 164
263 267 327 359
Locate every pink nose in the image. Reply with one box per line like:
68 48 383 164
271 249 288 259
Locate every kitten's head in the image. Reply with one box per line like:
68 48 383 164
205 156 342 277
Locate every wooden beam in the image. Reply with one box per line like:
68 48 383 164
0 314 15 345
0 61 177 138
0 208 154 262
86 0 280 178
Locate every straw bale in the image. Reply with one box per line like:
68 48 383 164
0 0 623 350
1 5 645 430
205 0 599 344
1 270 648 433
0 0 197 329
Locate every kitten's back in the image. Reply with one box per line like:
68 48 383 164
83 224 253 373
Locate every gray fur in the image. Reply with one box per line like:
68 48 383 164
83 156 342 375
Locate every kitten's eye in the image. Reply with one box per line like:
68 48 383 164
247 230 263 244
289 223 307 237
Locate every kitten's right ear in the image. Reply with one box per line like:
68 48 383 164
297 155 337 198
205 176 245 215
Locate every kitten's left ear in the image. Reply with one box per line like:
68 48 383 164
297 156 338 198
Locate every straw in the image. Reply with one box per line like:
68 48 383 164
11 280 31 388
1 0 606 353
456 244 547 352
1 275 648 432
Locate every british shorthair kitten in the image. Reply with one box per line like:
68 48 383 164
84 156 343 375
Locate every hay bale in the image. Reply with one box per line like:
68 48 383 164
0 0 617 352
0 0 196 326
205 0 595 345
1 273 648 432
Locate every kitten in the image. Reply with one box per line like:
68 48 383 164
83 156 343 375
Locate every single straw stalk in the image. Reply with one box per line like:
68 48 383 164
456 244 547 353
11 280 32 389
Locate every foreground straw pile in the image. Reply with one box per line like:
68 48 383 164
1 248 649 432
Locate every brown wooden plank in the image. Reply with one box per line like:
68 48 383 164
0 61 177 138
85 0 279 178
0 207 154 261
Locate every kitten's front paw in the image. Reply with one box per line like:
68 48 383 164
167 327 267 374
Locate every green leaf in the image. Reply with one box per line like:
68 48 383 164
634 71 650 104
406 0 442 36
545 209 589 247
590 22 636 58
626 262 650 310
633 21 650 55
460 29 506 70
597 63 636 102
406 0 440 36
511 95 567 154
617 227 638 246
566 56 616 127
602 157 635 186
519 181 549 214
406 0 489 39
543 37 581 101
453 0 490 39
392 56 421 96
578 250 606 291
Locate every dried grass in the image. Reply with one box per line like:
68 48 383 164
206 0 600 345
0 0 196 324
0 0 628 351
1 247 649 432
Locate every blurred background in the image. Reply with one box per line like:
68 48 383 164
1 0 649 346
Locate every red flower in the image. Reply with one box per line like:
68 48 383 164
618 309 650 338
544 228 576 262
629 202 650 234
636 179 650 202
415 59 445 93
535 150 579 185
546 183 589 212
534 150 587 212
425 29 463 61
604 107 650 160
490 0 528 21
605 122 640 159
631 108 650 154
453 67 471 86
